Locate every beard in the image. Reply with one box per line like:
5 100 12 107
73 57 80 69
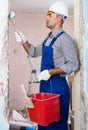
46 21 56 30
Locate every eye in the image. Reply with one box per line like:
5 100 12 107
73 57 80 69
47 13 52 17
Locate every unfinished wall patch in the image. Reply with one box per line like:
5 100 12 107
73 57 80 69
83 32 88 91
83 0 88 22
0 0 9 116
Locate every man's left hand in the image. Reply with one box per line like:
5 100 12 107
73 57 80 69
37 70 51 81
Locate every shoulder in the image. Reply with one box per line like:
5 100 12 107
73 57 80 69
54 32 76 50
57 32 75 46
60 31 74 42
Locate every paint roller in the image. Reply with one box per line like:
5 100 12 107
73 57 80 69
8 11 18 31
8 11 27 43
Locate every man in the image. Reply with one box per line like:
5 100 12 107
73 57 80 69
15 1 79 130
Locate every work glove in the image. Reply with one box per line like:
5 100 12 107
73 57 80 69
15 31 27 43
37 70 51 81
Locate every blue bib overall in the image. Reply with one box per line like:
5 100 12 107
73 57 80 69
38 32 70 130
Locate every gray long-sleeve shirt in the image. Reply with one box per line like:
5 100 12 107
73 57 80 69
29 28 79 75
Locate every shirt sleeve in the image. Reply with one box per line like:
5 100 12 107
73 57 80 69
28 43 42 57
53 34 79 74
59 36 79 74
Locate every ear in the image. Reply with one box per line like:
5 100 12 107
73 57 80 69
58 15 63 21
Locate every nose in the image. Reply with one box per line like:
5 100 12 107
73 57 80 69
46 15 49 21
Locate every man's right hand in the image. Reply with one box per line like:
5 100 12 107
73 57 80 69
15 31 27 44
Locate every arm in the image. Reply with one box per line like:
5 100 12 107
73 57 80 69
22 41 31 54
15 31 42 57
48 67 65 76
59 38 79 74
53 34 79 74
15 31 31 53
37 68 65 81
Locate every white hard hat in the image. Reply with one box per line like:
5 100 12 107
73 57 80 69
48 1 68 17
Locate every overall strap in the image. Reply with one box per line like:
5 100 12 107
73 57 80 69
42 36 49 45
49 31 65 47
42 32 52 45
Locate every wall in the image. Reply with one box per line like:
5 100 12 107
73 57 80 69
0 0 9 116
9 14 48 109
9 13 74 110
0 0 9 130
80 0 88 129
72 0 81 129
73 0 88 129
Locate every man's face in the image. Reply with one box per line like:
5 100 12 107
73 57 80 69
46 11 59 30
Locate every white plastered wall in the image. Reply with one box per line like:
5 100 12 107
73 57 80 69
73 0 88 130
0 0 9 130
0 0 9 116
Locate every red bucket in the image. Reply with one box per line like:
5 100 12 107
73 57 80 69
27 93 60 126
